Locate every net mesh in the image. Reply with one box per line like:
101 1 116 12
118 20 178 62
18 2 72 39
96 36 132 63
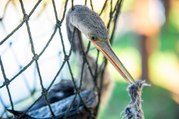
0 0 123 118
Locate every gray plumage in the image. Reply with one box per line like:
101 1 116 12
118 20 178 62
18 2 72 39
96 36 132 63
67 5 109 43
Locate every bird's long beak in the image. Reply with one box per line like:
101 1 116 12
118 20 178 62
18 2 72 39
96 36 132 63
92 40 134 84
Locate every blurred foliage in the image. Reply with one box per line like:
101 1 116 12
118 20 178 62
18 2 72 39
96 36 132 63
98 0 179 118
160 25 179 53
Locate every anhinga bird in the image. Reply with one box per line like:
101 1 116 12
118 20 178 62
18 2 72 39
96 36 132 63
9 5 135 118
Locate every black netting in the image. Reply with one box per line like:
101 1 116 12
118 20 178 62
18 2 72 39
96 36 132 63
0 0 123 118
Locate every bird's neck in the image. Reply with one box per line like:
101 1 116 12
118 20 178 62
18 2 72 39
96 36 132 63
66 15 84 54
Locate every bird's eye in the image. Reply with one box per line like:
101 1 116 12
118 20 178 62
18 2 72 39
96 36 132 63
91 36 97 41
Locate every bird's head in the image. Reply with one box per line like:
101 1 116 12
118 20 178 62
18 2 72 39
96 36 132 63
68 5 134 83
69 6 108 41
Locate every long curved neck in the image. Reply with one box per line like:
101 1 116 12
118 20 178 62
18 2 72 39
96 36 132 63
66 10 96 90
66 11 84 54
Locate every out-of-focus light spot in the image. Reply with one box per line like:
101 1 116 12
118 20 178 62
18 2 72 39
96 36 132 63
149 0 165 27
132 0 165 36
150 52 179 98
170 0 179 30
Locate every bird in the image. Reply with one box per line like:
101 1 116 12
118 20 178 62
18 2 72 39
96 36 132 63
66 5 135 84
8 5 135 118
29 4 115 111
66 4 114 110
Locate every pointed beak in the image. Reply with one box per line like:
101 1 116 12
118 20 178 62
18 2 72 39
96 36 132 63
92 40 134 84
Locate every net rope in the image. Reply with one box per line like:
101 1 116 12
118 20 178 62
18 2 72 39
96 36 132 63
0 0 123 118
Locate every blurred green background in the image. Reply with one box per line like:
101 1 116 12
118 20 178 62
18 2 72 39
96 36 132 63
98 0 179 118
